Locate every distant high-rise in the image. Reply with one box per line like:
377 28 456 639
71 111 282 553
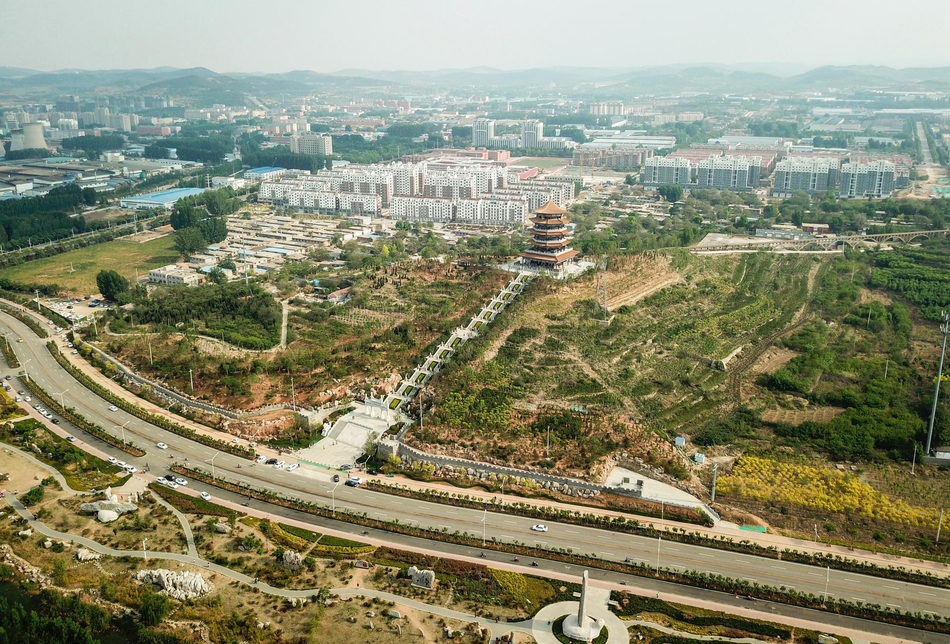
521 120 544 149
696 156 760 191
289 133 333 156
839 161 896 199
640 157 691 186
772 157 839 197
589 101 625 116
473 118 494 147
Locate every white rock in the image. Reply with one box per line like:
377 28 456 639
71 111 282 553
17 529 32 537
75 548 101 562
97 510 120 523
135 569 212 601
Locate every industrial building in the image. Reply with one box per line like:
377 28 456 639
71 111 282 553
245 167 287 182
119 188 206 211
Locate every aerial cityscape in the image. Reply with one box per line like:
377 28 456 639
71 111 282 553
2 2 950 643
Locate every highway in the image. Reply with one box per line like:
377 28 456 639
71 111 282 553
2 310 950 623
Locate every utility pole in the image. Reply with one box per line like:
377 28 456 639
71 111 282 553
912 443 918 475
189 368 194 393
925 312 950 455
655 536 661 575
207 451 220 480
291 376 297 413
710 463 719 502
481 508 487 546
546 425 550 458
937 509 945 544
147 336 153 365
35 289 40 313
143 538 148 561
823 566 830 604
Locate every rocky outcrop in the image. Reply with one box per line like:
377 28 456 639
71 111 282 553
75 548 101 562
281 549 303 569
135 569 212 601
80 501 137 516
213 522 231 534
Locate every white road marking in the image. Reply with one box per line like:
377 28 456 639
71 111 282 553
851 597 868 603
770 566 786 571
883 585 901 591
919 592 937 597
600 552 616 557
887 604 901 608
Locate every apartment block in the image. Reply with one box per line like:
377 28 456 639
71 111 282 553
772 157 840 197
839 161 896 198
640 157 692 186
696 156 761 191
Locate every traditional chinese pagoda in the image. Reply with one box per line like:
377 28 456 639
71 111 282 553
520 199 578 269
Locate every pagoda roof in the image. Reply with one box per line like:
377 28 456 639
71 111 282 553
533 199 567 215
529 215 570 225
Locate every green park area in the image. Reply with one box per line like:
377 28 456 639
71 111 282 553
0 234 179 295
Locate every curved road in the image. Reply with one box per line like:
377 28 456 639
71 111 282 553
2 311 950 628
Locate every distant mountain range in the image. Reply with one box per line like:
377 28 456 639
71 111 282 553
1 64 950 103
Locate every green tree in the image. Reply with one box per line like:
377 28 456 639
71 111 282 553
81 187 98 206
96 269 130 302
139 590 170 627
173 227 207 258
195 217 227 244
207 267 227 284
170 202 200 230
657 185 684 202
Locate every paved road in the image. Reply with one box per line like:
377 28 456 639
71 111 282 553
2 311 950 623
0 447 931 644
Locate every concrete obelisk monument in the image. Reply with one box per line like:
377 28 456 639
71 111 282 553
563 570 605 641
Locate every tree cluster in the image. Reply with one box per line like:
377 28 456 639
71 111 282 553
0 184 88 247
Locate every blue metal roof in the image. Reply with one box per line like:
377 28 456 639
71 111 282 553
126 188 206 204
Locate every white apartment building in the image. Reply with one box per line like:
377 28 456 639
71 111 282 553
696 156 761 191
772 157 840 197
148 265 203 286
392 162 426 196
839 160 896 199
521 120 544 148
289 133 333 155
473 118 494 147
423 172 478 199
589 101 625 116
390 196 527 226
640 157 692 186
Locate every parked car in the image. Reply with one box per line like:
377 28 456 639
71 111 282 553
286 463 299 472
273 460 285 469
175 478 187 486
345 476 363 487
65 435 75 442
125 465 137 474
107 457 118 464
332 474 340 483
265 458 278 465
255 455 266 464
200 491 212 501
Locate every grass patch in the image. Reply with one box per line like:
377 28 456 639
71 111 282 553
317 534 368 548
278 523 322 543
0 235 178 295
0 419 127 491
148 482 239 521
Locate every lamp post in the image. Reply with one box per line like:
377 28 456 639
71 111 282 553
143 538 148 562
329 481 341 515
189 368 194 393
206 451 220 480
655 536 661 575
114 421 131 446
481 508 487 546
20 358 32 382
55 389 69 408
925 312 950 455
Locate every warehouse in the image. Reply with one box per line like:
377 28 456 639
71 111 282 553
119 187 206 211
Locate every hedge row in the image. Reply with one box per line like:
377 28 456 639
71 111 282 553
148 482 239 520
0 303 49 338
612 594 790 638
0 338 19 368
48 342 254 460
20 377 145 456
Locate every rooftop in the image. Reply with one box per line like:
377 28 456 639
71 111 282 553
126 188 206 204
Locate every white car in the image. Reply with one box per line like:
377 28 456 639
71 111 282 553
108 405 118 412
107 456 118 464
231 437 240 443
286 463 299 472
175 478 187 486
24 396 31 402
117 461 126 469
531 524 549 533
156 442 168 450
255 455 266 464
273 460 285 469
71 349 78 355
200 491 212 501
125 465 137 474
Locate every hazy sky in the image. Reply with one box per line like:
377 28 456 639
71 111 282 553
3 0 949 73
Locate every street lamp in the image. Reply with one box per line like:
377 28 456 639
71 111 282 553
143 538 148 561
206 451 220 480
55 389 69 408
329 481 341 515
481 508 487 546
20 358 32 382
114 420 131 446
655 535 662 575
